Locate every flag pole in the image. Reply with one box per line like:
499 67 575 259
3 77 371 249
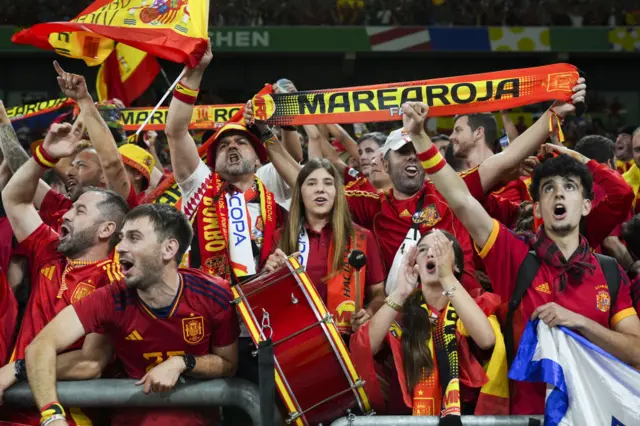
135 68 186 136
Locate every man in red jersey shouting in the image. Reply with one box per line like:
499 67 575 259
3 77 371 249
25 204 239 426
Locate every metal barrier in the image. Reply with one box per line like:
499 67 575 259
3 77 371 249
331 415 544 426
4 377 283 426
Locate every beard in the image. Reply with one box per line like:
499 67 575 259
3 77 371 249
389 166 425 196
124 253 164 290
57 223 99 258
216 155 255 178
549 222 577 237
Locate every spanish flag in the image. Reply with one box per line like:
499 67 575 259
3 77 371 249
12 0 209 67
97 43 160 106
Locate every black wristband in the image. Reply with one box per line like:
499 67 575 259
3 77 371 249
14 359 27 381
280 125 296 131
182 354 196 373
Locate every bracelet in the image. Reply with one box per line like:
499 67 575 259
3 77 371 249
441 284 457 297
173 82 199 105
385 296 403 312
14 359 27 381
418 145 446 174
182 354 196 373
41 414 66 426
41 402 66 423
33 144 59 169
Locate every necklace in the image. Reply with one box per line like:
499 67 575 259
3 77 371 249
57 258 100 298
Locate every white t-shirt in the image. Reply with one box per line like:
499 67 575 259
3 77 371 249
256 162 292 211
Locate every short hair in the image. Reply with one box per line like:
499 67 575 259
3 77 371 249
454 113 499 153
529 154 594 202
617 125 637 136
574 135 614 166
622 215 640 259
79 187 129 250
124 203 193 263
356 132 386 148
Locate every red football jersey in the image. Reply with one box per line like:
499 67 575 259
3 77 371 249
478 219 637 415
73 268 240 426
0 270 17 365
10 224 120 361
346 167 485 291
491 176 532 203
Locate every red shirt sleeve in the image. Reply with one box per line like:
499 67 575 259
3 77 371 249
126 185 142 209
475 219 531 301
210 280 241 348
363 228 386 287
346 188 380 230
0 270 17 365
39 190 72 230
584 160 635 249
73 284 118 334
18 223 60 266
482 194 521 229
630 275 640 315
459 166 485 201
610 267 637 329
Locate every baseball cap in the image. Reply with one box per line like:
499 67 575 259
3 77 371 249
119 144 155 189
379 128 412 157
207 122 268 168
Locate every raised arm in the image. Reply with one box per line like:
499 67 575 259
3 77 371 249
403 102 495 249
2 123 79 242
478 79 587 192
25 305 88 410
0 101 29 174
165 43 213 183
500 110 520 144
53 62 131 201
324 124 360 163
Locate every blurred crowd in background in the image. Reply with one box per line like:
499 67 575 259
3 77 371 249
3 0 640 26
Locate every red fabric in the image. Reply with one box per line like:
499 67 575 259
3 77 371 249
349 292 502 415
101 48 160 107
10 224 116 360
479 220 636 414
346 168 485 292
126 185 146 209
631 275 640 314
0 218 13 272
0 270 17 365
73 268 237 426
617 159 634 175
271 224 386 303
39 189 72 233
482 194 521 229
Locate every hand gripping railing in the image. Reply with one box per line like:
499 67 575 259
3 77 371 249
330 415 545 426
4 378 283 426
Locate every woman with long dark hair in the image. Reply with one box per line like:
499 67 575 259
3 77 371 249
350 230 508 422
264 159 386 334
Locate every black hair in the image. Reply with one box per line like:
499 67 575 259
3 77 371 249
622 214 640 260
454 113 499 153
618 125 637 136
574 135 614 166
79 186 129 250
124 203 193 263
356 132 386 148
529 154 594 202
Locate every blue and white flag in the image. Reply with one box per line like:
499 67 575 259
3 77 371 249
509 320 640 426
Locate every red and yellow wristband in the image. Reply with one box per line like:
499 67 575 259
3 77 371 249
33 144 58 169
40 401 66 424
173 82 199 105
418 145 446 174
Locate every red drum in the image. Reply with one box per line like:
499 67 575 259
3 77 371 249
231 256 372 425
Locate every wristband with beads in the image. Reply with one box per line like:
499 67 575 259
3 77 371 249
41 414 66 426
41 402 66 423
418 145 446 174
173 82 199 105
33 144 59 169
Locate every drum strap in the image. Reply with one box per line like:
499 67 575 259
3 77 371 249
258 339 275 426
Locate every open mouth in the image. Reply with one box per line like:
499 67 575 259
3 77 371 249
553 203 567 220
405 165 419 178
67 179 77 189
119 259 134 275
313 196 328 206
59 224 71 240
426 259 436 274
228 152 240 164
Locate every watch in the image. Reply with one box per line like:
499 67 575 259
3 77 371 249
14 359 27 381
182 354 196 373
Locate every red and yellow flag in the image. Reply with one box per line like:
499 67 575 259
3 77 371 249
12 0 209 67
97 43 160 106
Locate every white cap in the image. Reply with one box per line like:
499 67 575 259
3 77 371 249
379 128 412 157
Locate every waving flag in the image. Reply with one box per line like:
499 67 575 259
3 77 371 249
509 320 640 426
12 0 209 67
97 43 160 106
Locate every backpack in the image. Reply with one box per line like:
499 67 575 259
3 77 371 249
505 252 621 367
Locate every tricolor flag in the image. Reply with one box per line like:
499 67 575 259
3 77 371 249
12 0 209 67
509 320 640 426
97 43 160 106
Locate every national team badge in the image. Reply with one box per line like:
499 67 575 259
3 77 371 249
412 204 441 227
182 316 205 344
596 290 611 313
71 282 96 303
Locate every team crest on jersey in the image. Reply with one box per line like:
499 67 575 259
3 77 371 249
71 282 96 303
596 290 611 313
183 316 205 344
412 204 441 227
